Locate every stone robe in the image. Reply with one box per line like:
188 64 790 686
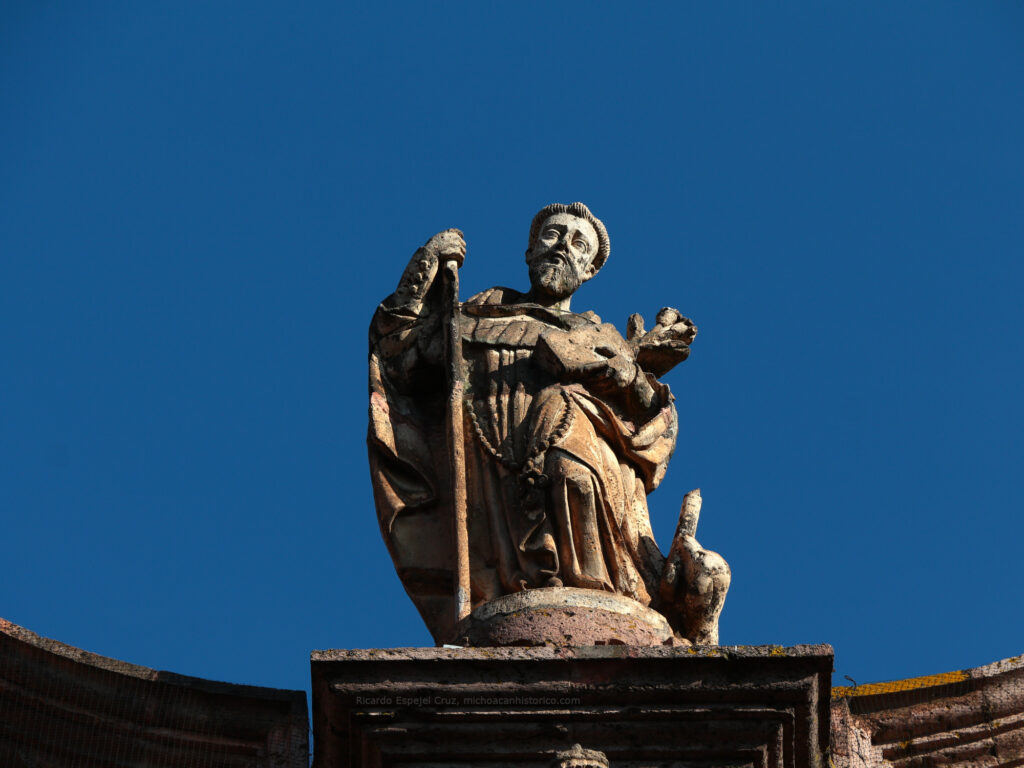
369 284 677 643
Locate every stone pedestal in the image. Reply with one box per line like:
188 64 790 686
453 588 676 647
311 644 833 768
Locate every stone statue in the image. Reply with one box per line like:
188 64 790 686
368 202 729 646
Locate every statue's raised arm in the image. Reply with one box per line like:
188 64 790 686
370 228 466 393
368 202 729 647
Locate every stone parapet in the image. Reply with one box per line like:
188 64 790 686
831 654 1024 768
0 617 308 768
311 644 833 768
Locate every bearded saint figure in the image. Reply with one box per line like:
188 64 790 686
368 202 728 645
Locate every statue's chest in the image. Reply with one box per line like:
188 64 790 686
459 316 554 402
457 307 598 400
461 315 551 350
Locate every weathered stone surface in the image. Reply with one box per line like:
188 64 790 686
368 202 729 647
552 743 610 768
311 643 833 768
831 653 1024 768
658 489 731 645
453 586 676 647
0 617 308 768
627 306 697 378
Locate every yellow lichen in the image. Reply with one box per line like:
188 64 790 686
831 669 969 699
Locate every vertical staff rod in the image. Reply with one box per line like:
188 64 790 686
442 259 472 624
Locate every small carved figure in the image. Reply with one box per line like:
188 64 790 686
551 744 609 768
368 202 728 644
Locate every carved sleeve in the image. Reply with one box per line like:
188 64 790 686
369 250 445 393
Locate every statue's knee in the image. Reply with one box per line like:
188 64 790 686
544 449 590 490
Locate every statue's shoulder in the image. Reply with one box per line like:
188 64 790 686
464 287 602 328
465 286 526 306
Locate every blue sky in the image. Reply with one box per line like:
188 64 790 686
2 2 1022 697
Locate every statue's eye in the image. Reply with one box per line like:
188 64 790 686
543 229 559 240
574 237 589 253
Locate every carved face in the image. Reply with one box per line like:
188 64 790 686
526 213 599 300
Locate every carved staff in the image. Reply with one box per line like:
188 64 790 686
442 257 472 624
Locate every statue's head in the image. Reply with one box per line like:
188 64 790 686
525 202 610 302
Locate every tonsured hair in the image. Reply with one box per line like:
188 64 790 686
527 202 611 273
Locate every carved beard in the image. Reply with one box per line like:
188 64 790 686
527 249 585 300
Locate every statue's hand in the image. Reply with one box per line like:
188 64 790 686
394 229 465 304
651 308 697 344
423 228 466 267
576 352 637 393
629 307 697 377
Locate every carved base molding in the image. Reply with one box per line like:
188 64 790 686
452 587 676 647
311 644 833 768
